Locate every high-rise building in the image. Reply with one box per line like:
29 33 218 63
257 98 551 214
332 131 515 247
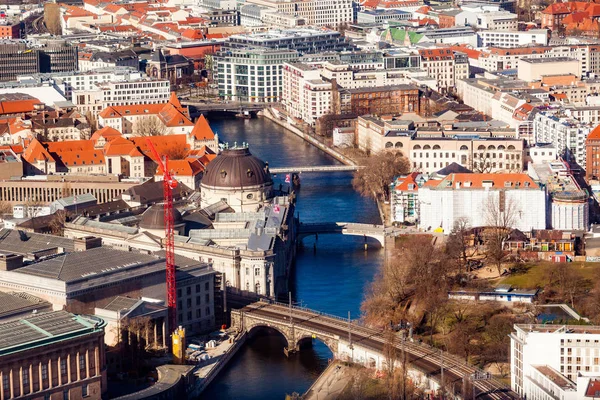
0 41 78 82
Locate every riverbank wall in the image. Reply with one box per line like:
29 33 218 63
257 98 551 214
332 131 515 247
260 108 356 166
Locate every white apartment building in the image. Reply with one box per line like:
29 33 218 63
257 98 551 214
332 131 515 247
533 110 592 168
419 173 547 233
478 45 600 76
281 63 332 125
18 68 143 101
214 48 298 102
476 11 518 30
244 0 353 27
478 29 549 49
511 324 600 400
72 79 171 116
565 105 600 125
419 48 465 92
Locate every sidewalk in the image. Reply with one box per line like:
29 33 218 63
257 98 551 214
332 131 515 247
304 361 352 400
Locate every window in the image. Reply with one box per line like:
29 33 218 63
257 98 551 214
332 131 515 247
80 354 85 370
178 314 183 323
186 287 191 295
205 282 209 291
42 364 48 380
196 284 200 293
61 358 67 375
187 299 192 308
187 311 192 321
82 384 89 397
196 296 201 306
196 309 201 318
3 374 8 391
177 289 182 298
178 300 182 309
63 389 69 400
254 268 260 276
205 294 210 303
205 307 211 316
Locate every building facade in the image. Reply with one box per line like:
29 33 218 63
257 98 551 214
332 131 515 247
419 173 547 233
0 311 107 400
511 324 600 400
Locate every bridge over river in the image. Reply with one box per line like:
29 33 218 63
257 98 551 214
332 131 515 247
232 301 519 400
270 165 361 174
298 222 386 246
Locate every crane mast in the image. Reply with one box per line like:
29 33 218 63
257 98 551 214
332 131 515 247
146 139 177 337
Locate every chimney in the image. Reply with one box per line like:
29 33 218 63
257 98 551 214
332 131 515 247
0 253 24 271
73 236 102 252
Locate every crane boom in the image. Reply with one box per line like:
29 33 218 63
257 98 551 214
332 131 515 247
145 139 177 339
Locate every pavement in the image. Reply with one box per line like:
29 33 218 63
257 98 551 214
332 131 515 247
304 361 352 400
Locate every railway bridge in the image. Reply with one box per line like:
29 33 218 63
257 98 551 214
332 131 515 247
231 301 519 400
297 222 386 246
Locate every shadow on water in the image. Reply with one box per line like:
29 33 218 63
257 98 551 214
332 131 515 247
199 328 333 400
198 117 383 399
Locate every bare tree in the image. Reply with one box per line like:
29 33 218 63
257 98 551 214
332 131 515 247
352 151 410 201
483 195 518 275
446 217 471 274
470 151 494 173
44 3 62 35
0 201 12 219
133 116 167 137
163 143 189 160
85 111 98 133
61 183 73 198
48 210 68 236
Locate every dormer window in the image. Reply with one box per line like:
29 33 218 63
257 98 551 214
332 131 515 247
220 170 227 178
247 169 254 178
504 181 512 187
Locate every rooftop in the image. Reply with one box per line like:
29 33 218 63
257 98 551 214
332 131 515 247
0 311 105 356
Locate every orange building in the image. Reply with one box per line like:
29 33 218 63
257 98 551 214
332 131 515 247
0 21 20 39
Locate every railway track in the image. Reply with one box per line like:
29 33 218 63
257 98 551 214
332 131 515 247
237 302 519 399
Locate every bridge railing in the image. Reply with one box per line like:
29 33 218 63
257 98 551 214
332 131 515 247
260 299 366 326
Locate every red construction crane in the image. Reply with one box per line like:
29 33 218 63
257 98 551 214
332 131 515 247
146 138 178 336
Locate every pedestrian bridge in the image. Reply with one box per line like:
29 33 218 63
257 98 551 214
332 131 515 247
297 222 385 246
231 301 518 400
269 165 361 174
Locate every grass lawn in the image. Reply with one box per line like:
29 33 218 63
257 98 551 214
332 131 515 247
499 262 600 289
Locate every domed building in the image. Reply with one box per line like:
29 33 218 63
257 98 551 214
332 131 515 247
200 146 273 212
138 204 186 237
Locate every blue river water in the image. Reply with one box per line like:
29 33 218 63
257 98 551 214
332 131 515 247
199 117 384 400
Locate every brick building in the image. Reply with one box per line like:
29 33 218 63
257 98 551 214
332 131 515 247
0 311 107 400
338 85 421 116
586 124 600 181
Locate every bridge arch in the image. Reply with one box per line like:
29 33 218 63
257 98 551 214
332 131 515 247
296 334 338 356
247 323 291 349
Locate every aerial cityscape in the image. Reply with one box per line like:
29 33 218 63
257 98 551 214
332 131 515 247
3 0 600 398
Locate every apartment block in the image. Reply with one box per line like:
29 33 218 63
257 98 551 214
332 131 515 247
478 29 549 48
511 324 600 400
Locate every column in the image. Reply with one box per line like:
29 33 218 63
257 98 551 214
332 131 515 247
1 370 4 400
154 323 158 348
162 320 166 348
48 358 53 389
57 356 62 386
18 366 23 397
76 351 81 381
94 348 99 377
29 364 33 394
9 368 13 399
67 354 71 383
85 350 90 379
38 362 43 392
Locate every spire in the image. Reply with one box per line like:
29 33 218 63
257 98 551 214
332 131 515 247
190 115 215 141
169 92 182 109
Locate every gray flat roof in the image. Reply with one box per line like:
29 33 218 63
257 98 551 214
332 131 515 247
0 229 75 256
0 311 103 356
17 247 163 283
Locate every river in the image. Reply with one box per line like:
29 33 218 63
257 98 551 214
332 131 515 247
199 117 384 400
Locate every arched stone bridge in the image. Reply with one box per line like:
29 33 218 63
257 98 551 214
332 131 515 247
297 222 386 247
231 301 519 400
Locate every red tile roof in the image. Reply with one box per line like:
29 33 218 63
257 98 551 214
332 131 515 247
433 173 539 190
190 115 215 140
0 98 42 115
91 126 122 142
157 159 204 176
